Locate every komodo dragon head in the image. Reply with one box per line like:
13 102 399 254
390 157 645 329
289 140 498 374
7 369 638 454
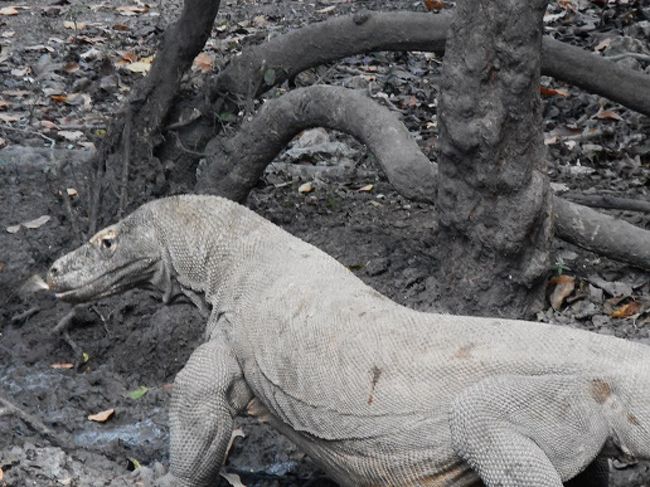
47 208 164 303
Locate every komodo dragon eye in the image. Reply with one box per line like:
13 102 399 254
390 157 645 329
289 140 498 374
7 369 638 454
101 237 114 249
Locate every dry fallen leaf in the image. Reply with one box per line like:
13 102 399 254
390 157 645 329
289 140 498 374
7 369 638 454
0 99 10 110
594 38 612 52
112 23 130 31
611 301 641 319
540 86 569 97
595 110 623 122
0 113 21 123
0 261 5 272
7 215 51 233
0 137 6 149
424 0 445 10
120 51 138 63
88 408 115 423
220 472 246 487
51 362 74 369
116 5 149 15
63 62 80 74
63 20 87 30
549 275 576 310
58 130 84 142
358 184 374 192
25 215 51 229
193 52 214 73
298 182 314 194
0 6 19 16
315 5 336 13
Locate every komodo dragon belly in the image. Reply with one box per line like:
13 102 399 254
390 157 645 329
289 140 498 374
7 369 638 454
247 395 482 487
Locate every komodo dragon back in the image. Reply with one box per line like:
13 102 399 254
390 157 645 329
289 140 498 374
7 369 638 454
47 195 650 487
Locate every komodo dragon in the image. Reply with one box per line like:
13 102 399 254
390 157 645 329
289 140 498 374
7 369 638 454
47 195 649 487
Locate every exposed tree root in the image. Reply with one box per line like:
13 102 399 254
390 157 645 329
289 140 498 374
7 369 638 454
195 85 437 202
554 198 650 271
200 85 650 272
565 193 650 213
210 11 451 100
157 10 650 194
210 11 650 117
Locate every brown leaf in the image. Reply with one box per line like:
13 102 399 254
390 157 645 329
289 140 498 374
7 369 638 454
51 362 74 369
41 120 59 130
558 0 575 11
298 182 314 194
595 110 623 122
423 0 445 10
358 184 374 192
0 99 10 110
193 52 214 73
0 261 5 272
51 94 69 103
540 85 569 97
63 62 80 74
611 301 641 319
88 408 115 423
549 275 576 310
112 23 130 31
120 51 138 63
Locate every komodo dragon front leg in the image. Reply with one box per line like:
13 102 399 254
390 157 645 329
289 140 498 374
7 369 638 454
157 337 252 487
450 375 612 487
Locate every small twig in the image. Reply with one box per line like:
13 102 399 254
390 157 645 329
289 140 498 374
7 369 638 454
0 394 67 448
62 331 84 366
0 125 56 148
90 304 110 336
566 194 650 213
10 306 40 326
171 131 209 157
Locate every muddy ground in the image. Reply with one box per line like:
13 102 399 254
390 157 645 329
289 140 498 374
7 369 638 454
1 0 649 486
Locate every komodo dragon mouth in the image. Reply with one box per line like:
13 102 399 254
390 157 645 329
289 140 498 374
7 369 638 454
48 258 156 303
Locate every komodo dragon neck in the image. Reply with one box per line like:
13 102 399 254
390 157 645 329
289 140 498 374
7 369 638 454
150 196 285 311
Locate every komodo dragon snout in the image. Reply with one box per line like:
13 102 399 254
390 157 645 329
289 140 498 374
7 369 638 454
47 214 161 302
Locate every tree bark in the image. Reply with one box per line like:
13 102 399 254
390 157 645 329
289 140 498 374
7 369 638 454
436 0 553 317
89 0 221 232
196 84 650 272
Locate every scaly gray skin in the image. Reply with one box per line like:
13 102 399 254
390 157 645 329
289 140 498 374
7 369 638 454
47 195 649 487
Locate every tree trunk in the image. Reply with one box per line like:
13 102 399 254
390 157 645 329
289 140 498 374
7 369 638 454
436 0 553 317
88 0 221 232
